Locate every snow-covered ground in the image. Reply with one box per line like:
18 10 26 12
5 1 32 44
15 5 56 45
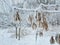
0 25 60 45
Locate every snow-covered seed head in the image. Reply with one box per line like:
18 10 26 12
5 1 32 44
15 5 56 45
28 15 34 25
15 11 21 22
50 36 55 44
32 22 37 30
39 32 43 37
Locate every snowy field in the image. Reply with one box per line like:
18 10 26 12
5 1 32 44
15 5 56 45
0 25 60 45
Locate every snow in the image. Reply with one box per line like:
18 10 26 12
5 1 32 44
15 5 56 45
0 25 60 45
0 0 60 45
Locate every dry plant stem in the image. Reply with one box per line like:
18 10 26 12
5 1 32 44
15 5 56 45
19 22 21 40
18 28 21 40
36 31 38 41
16 26 17 39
